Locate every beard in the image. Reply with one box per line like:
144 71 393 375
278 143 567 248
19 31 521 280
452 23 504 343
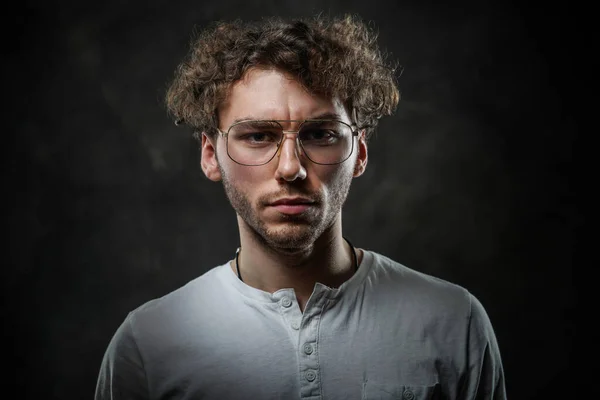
219 163 354 252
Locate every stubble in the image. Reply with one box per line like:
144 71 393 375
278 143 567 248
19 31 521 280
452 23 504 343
219 163 354 252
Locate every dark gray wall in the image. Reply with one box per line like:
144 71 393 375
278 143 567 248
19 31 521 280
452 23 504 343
6 0 579 399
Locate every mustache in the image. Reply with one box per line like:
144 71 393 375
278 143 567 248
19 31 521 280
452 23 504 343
258 189 322 206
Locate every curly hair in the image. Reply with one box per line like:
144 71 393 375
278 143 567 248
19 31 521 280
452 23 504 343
165 14 400 140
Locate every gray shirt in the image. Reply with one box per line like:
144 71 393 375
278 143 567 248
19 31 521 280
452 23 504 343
95 250 506 399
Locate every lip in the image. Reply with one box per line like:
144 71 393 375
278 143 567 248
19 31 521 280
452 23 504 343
269 197 315 215
270 197 314 206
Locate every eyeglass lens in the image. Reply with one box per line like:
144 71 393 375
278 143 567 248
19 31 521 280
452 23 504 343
226 120 354 166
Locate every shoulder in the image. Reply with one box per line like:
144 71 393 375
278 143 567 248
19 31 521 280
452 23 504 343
364 250 475 319
126 263 230 328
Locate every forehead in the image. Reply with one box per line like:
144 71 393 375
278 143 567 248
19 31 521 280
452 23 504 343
218 68 348 126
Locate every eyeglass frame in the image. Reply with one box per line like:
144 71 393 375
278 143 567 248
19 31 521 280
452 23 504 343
215 118 361 166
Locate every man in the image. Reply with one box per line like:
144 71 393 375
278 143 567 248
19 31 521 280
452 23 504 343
95 14 506 400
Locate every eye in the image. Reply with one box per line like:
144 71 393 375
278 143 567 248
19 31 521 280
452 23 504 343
246 132 272 142
236 130 280 145
308 129 330 139
300 128 339 144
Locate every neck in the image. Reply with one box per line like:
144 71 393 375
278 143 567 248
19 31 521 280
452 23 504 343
233 215 358 298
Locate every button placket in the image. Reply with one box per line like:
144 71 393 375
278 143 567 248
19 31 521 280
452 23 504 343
297 299 324 398
276 291 303 355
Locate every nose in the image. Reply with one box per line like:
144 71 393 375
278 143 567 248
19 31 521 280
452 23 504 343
275 132 307 182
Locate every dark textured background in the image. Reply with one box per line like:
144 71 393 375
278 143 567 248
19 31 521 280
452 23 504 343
7 0 579 399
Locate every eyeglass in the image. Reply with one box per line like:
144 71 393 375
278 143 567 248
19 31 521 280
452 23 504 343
216 119 359 166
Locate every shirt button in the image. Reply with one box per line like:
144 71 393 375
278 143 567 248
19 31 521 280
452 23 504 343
403 389 415 400
303 343 313 355
305 370 316 382
281 297 292 308
291 321 300 330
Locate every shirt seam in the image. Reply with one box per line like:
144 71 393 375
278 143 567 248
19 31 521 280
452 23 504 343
323 250 374 300
456 290 473 399
221 263 282 305
127 312 151 400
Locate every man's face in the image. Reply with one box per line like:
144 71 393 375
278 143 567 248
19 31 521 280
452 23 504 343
201 68 367 252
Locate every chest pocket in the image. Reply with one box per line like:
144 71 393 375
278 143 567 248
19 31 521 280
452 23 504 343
362 382 440 400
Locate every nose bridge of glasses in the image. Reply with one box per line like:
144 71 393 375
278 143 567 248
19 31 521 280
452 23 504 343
276 131 303 158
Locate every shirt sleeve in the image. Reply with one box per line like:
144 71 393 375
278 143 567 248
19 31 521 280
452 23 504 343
458 293 507 400
95 312 149 400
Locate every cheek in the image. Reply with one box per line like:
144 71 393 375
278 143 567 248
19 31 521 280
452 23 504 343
229 165 258 182
221 160 270 195
218 145 253 182
313 162 354 190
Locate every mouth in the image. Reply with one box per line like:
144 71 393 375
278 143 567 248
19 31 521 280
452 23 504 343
268 197 316 215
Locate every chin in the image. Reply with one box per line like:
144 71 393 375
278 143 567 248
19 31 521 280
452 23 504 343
264 225 319 250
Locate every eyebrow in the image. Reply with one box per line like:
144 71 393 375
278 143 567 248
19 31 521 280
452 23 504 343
230 112 345 125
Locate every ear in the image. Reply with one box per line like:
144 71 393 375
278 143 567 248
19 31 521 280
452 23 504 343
353 130 368 177
201 132 222 181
